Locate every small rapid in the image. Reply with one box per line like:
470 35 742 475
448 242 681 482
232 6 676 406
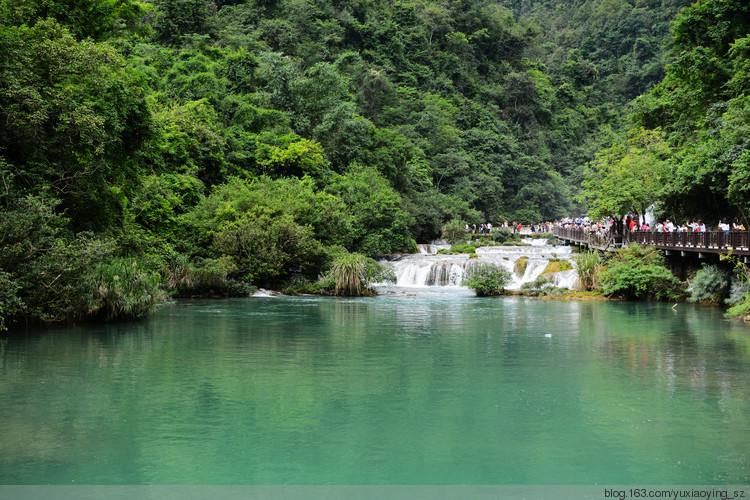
385 238 578 290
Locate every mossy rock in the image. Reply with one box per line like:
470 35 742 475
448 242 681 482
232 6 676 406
515 256 529 276
541 259 572 275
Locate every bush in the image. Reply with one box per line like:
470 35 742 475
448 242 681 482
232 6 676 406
598 244 683 300
213 212 326 283
450 243 478 254
726 294 750 319
576 251 601 291
0 271 23 330
725 259 750 319
442 218 467 243
169 255 255 297
79 258 164 321
519 276 565 296
687 264 731 303
464 265 512 296
727 279 750 306
522 276 554 289
492 228 514 243
282 274 314 295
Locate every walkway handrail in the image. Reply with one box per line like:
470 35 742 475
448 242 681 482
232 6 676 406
553 227 750 256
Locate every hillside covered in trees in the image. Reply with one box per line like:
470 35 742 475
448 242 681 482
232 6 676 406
2 0 749 326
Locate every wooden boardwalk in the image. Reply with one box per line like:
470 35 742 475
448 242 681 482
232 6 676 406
553 227 750 261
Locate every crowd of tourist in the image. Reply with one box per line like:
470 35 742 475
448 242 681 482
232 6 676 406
467 221 554 235
464 216 747 239
555 216 747 234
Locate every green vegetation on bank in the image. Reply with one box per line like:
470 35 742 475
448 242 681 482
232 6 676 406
1 0 749 327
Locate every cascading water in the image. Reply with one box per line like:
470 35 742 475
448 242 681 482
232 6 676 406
385 238 578 290
416 242 452 255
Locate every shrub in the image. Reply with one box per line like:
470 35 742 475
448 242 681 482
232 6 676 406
687 264 731 303
213 212 326 283
492 228 514 243
442 218 467 243
727 279 750 306
169 255 255 297
576 251 601 291
79 258 164 321
725 258 750 319
598 244 683 300
522 276 554 289
726 295 750 319
519 276 560 296
0 271 23 330
0 196 120 323
450 243 478 254
464 265 512 296
282 274 313 295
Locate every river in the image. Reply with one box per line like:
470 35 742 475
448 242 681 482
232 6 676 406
1 287 749 485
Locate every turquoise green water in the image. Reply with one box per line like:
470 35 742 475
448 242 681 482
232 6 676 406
1 290 749 484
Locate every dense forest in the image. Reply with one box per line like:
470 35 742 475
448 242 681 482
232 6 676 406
1 0 749 327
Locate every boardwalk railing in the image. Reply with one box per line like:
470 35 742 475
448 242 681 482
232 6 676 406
553 228 614 251
553 227 750 257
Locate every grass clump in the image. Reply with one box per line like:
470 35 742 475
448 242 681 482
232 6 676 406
576 251 601 292
80 258 164 321
316 252 395 296
330 252 369 296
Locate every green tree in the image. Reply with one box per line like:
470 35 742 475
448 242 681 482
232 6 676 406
325 165 415 254
577 128 671 224
153 0 213 45
213 211 326 284
0 20 150 231
0 0 153 41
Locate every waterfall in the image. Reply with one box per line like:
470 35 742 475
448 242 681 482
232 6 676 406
383 239 579 290
416 242 452 254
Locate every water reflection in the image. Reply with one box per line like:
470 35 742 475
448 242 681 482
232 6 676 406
1 296 749 484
